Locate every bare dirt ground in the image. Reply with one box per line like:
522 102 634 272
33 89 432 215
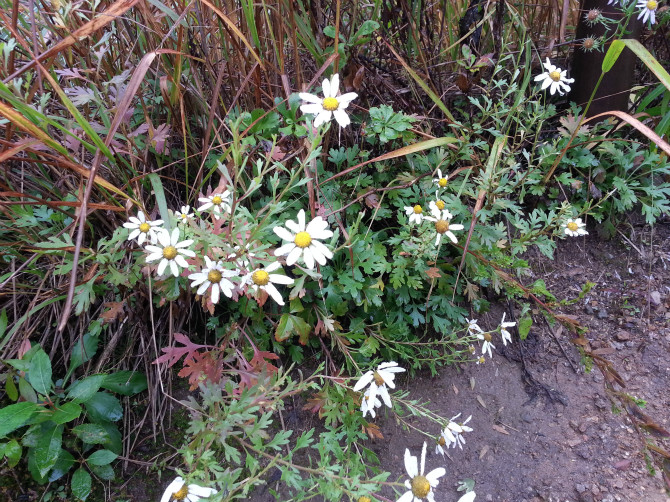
365 220 670 502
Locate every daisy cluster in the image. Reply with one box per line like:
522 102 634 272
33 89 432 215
466 314 516 364
123 194 335 307
403 169 465 247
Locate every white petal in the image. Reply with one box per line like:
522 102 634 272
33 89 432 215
187 484 217 497
404 449 418 478
302 247 316 269
313 110 332 128
275 243 297 257
157 259 168 276
285 218 301 234
265 262 282 273
300 103 323 115
541 77 552 90
457 492 476 502
179 249 196 258
263 283 285 305
534 72 548 82
420 442 427 475
322 77 331 98
268 273 294 285
161 478 185 502
338 92 358 106
397 491 414 502
196 281 210 295
211 284 220 304
190 274 207 287
157 229 171 247
170 261 179 277
174 256 190 269
286 246 302 266
333 109 351 128
299 92 322 104
273 226 295 242
353 371 374 391
426 467 446 484
378 385 392 408
329 73 340 97
308 244 328 266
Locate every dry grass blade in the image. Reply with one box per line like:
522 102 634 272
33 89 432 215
583 111 670 157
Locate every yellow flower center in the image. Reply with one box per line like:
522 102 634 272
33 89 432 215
438 177 448 188
484 333 491 342
478 356 485 363
435 200 445 210
567 221 579 231
322 97 339 111
139 222 151 233
372 371 385 386
173 484 189 500
294 231 312 249
162 246 178 260
647 0 657 9
212 196 223 205
438 436 446 446
435 220 449 234
252 270 270 286
181 214 188 220
549 70 561 82
411 476 431 498
413 205 422 214
358 497 371 502
207 269 222 284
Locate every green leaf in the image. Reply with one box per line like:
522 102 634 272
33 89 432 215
100 371 147 396
49 448 75 482
518 316 533 340
0 308 7 338
51 402 82 425
71 468 92 501
4 439 22 468
274 313 311 344
67 375 106 403
28 349 52 396
5 376 18 401
602 40 625 73
72 424 111 445
19 377 38 403
147 173 170 227
67 332 99 379
34 423 63 477
86 449 117 466
0 401 40 437
620 39 670 91
84 392 123 422
89 462 115 480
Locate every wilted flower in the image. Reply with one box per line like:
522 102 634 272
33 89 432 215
299 74 358 128
159 476 216 502
273 209 334 269
353 361 405 409
144 228 195 277
500 312 516 346
447 413 473 450
435 427 456 456
398 442 446 502
123 211 164 245
361 387 383 418
466 319 483 336
562 218 588 237
477 332 495 359
534 58 575 96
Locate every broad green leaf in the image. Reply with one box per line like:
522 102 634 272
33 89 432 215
4 439 22 468
72 424 111 445
84 393 122 422
99 423 123 454
27 446 48 483
89 462 115 480
0 401 40 437
518 316 533 340
71 468 92 501
34 423 63 478
101 371 148 396
67 332 99 379
51 402 82 425
0 308 6 338
67 375 106 403
147 173 170 227
28 349 52 396
602 40 625 73
86 449 117 466
48 448 75 482
19 377 38 403
5 376 18 401
621 39 670 91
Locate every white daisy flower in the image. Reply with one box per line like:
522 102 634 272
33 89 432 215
273 209 334 270
123 211 164 245
197 191 232 219
160 476 216 502
361 387 383 419
534 58 575 96
242 261 294 306
299 74 358 128
398 442 446 502
175 205 194 223
403 204 425 225
424 206 464 246
188 256 237 304
433 169 449 189
353 361 405 409
428 200 447 213
637 0 658 24
476 332 495 359
144 228 195 277
562 217 588 237
435 427 456 456
466 318 483 336
500 312 516 346
447 414 473 450
458 492 477 502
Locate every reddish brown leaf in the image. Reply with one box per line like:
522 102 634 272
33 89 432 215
153 333 208 367
99 301 125 324
425 267 442 279
178 351 223 390
364 423 384 440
